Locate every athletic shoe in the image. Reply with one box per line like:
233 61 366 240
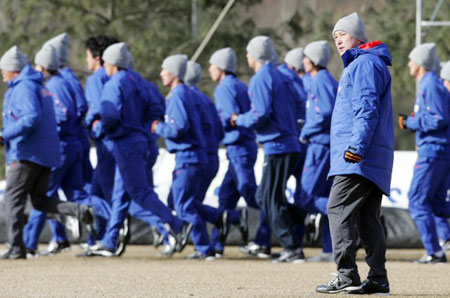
346 279 390 295
90 243 116 257
316 274 361 294
115 216 131 257
76 250 97 258
187 251 216 261
0 247 26 260
175 222 193 253
414 253 447 264
26 248 38 259
272 248 306 264
40 240 71 256
308 252 333 262
151 227 164 248
215 250 224 259
238 208 249 243
239 242 271 259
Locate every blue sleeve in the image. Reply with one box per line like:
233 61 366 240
300 80 334 140
100 82 122 132
3 85 42 140
292 79 307 120
84 77 102 127
406 83 449 133
210 102 224 141
215 85 237 131
71 81 88 119
349 61 382 156
155 94 189 139
235 75 272 128
49 86 68 126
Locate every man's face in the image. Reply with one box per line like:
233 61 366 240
303 56 315 73
246 52 257 71
1 70 17 82
334 31 361 56
408 60 420 77
160 68 176 87
104 61 115 77
443 79 450 93
86 49 98 72
208 64 223 82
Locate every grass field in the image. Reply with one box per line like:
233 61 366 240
0 245 449 297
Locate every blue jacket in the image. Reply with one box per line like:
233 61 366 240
278 63 307 121
2 65 61 167
128 69 165 144
235 62 301 155
155 84 207 165
60 67 88 120
100 70 149 140
300 69 337 145
85 67 109 129
46 74 80 143
191 86 223 158
406 71 450 158
214 75 257 157
328 42 394 195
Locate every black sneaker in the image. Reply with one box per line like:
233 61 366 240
26 248 38 259
115 216 131 257
40 240 71 256
215 250 224 259
79 205 99 237
175 222 193 253
239 242 271 259
238 208 249 243
272 248 306 264
414 253 447 264
187 250 216 261
0 247 26 260
316 274 361 294
90 243 116 257
346 279 390 295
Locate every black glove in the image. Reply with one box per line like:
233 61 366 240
398 113 408 130
297 119 305 132
344 146 362 163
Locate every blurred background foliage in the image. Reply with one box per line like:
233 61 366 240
0 0 448 178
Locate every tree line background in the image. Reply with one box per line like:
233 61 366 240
0 0 448 178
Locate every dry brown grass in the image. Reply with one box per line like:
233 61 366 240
0 245 449 297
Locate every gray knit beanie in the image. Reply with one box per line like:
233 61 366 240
332 12 368 43
209 47 237 73
162 54 188 80
184 61 202 87
304 40 331 68
408 43 436 70
102 42 129 69
246 36 273 63
44 33 69 66
0 45 27 71
284 47 305 71
440 61 450 81
34 44 60 71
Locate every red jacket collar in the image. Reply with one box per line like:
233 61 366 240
358 41 382 50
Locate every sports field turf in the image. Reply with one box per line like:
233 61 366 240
0 245 448 297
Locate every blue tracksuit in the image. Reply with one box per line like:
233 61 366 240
278 63 307 121
99 70 183 250
296 69 337 253
60 67 93 185
155 83 214 254
23 73 85 249
212 74 270 251
191 86 222 202
2 65 61 168
406 71 450 255
235 62 301 155
328 43 394 196
235 62 302 249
